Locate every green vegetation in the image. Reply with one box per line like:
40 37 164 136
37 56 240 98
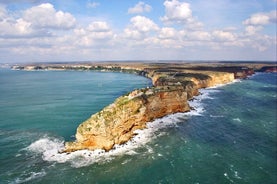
116 96 130 107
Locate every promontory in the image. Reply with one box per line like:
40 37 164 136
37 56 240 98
12 61 277 152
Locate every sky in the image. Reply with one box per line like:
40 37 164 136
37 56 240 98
0 0 276 63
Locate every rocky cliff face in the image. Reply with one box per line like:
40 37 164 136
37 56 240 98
64 67 236 152
64 86 190 152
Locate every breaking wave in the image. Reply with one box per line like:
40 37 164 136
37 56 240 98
13 170 46 184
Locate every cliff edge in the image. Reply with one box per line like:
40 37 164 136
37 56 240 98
64 86 190 152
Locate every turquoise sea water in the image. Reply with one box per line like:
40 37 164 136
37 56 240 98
0 69 276 184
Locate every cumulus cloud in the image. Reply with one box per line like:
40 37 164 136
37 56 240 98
0 3 76 38
185 31 212 41
124 16 159 40
238 34 276 52
123 28 142 40
0 6 39 37
23 3 76 29
161 0 192 22
161 0 203 29
0 18 33 37
243 11 276 25
74 21 114 47
158 27 177 39
87 2 100 8
128 1 152 14
0 5 7 20
212 30 237 42
87 21 110 32
130 16 159 32
243 11 276 35
244 25 263 35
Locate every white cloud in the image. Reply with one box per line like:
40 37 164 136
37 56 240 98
87 2 100 8
74 21 114 47
158 27 177 39
0 8 38 37
244 25 263 35
188 31 212 41
0 5 7 20
242 34 276 52
13 18 32 34
23 3 76 29
243 11 277 25
0 3 76 37
129 16 159 33
123 28 142 40
123 16 158 40
161 0 192 22
242 11 276 36
128 1 152 14
161 0 203 30
87 21 110 32
212 30 237 42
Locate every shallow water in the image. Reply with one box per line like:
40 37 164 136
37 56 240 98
0 70 276 183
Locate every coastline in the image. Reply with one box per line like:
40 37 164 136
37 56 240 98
11 62 277 152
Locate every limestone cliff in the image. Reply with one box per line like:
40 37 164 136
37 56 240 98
64 86 190 152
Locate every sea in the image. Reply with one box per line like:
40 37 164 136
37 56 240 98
0 68 276 184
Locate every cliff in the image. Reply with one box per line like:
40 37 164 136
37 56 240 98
257 66 277 73
64 68 235 152
64 86 190 152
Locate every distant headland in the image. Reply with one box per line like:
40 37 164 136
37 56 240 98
11 62 277 152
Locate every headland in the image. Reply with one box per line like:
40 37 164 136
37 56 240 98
11 61 277 152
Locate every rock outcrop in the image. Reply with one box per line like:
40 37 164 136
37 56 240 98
257 66 277 73
64 67 236 152
64 86 190 152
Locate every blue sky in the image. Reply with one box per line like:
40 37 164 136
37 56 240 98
0 0 276 62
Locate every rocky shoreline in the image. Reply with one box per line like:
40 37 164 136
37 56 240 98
11 62 276 152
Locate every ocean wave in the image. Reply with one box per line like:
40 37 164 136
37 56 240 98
25 114 186 168
13 170 46 184
26 114 201 168
233 118 242 122
187 87 223 116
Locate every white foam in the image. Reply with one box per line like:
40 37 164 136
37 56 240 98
187 88 220 116
25 115 187 168
233 118 242 122
210 115 224 118
27 137 64 154
14 170 46 184
188 79 242 116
